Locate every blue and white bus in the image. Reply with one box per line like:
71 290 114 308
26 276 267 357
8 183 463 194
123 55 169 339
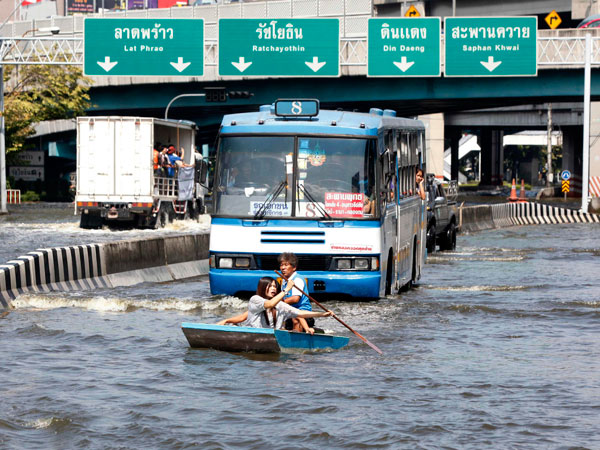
209 99 426 300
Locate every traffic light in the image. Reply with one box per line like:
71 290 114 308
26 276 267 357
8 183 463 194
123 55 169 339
228 91 254 100
205 87 227 102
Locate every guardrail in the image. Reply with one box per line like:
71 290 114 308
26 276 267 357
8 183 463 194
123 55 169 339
3 34 600 74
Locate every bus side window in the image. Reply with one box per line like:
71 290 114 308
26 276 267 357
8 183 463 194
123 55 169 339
400 132 409 196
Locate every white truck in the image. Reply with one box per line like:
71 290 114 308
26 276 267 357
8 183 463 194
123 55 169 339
75 116 208 229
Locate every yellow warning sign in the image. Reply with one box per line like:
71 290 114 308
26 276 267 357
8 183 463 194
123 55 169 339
405 5 421 17
545 10 562 29
561 180 570 193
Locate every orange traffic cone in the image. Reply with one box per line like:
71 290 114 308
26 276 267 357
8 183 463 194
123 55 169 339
508 178 518 202
518 179 528 203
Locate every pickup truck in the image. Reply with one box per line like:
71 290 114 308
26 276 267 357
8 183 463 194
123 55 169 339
425 175 458 252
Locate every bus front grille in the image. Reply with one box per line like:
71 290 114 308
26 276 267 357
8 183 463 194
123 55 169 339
254 254 332 271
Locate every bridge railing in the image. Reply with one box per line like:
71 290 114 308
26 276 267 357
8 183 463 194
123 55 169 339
0 0 373 38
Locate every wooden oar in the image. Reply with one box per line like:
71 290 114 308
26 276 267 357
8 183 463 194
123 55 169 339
275 270 383 355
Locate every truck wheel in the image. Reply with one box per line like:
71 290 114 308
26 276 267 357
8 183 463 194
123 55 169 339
151 206 170 229
158 208 170 228
426 223 436 253
440 223 456 251
80 213 102 229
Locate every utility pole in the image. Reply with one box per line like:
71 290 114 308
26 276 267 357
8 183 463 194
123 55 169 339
546 103 552 188
582 33 591 213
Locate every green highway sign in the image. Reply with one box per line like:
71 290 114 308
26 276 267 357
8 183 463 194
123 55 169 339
218 18 339 77
84 18 204 76
444 17 537 77
368 18 440 77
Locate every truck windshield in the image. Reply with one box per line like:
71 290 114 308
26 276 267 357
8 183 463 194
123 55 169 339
214 136 376 219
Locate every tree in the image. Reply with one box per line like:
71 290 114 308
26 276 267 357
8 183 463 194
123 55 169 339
3 64 92 163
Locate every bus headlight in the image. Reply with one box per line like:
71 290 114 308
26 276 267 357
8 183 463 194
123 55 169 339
235 257 251 268
336 259 352 270
355 258 369 270
332 256 378 271
219 257 233 268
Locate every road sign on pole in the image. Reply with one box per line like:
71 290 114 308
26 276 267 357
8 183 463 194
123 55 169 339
368 18 440 77
218 19 339 77
444 17 537 77
561 169 571 181
84 18 204 77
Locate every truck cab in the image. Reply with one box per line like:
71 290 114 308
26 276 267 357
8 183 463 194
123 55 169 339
425 175 458 252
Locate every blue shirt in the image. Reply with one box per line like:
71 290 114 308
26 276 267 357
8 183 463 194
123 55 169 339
167 154 181 177
282 272 311 311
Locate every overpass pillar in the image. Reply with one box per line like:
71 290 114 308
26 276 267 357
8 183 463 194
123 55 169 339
478 129 504 187
444 127 461 182
589 102 600 211
421 113 445 179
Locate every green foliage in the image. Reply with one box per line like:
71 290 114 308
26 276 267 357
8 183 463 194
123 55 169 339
21 190 40 202
3 65 92 157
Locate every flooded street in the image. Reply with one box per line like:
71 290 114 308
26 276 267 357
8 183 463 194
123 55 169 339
1 204 599 448
0 203 211 264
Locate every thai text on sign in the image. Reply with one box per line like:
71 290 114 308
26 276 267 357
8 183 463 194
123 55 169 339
325 192 364 217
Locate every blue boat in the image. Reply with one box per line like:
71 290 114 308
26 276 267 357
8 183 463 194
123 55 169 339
181 322 350 354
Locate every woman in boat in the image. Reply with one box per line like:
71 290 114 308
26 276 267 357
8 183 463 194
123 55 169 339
217 277 333 330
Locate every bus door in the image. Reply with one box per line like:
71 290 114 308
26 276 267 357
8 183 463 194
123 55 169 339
381 130 398 292
396 131 411 287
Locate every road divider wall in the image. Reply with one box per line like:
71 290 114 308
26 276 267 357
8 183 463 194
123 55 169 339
460 202 599 233
1 234 210 310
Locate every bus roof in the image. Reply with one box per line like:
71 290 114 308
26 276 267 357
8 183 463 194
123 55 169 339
219 106 425 137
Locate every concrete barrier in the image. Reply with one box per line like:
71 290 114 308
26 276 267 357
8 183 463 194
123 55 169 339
459 202 600 233
460 205 495 232
1 234 210 310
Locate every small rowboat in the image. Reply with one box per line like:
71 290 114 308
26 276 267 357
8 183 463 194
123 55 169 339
181 322 350 354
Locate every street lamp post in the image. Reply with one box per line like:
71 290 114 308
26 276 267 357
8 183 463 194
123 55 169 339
164 93 206 119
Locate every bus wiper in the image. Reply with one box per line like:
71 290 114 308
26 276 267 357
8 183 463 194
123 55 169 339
253 180 287 219
298 183 332 220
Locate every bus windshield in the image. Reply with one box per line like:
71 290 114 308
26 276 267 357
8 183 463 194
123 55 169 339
214 135 377 219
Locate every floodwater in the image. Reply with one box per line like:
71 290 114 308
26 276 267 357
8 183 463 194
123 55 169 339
1 204 600 449
0 203 211 263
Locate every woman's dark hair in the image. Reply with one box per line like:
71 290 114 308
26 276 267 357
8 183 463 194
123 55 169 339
416 168 424 176
256 276 279 298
